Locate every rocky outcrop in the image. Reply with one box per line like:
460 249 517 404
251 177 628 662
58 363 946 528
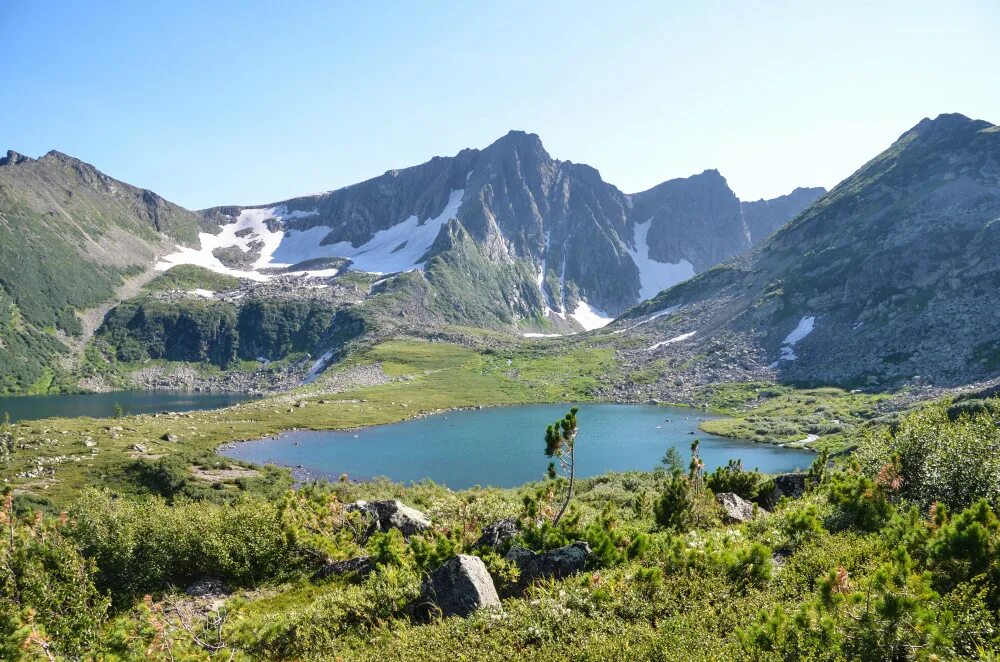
344 499 431 538
505 541 591 583
716 492 757 523
421 555 501 618
741 186 825 243
312 556 375 580
475 518 519 549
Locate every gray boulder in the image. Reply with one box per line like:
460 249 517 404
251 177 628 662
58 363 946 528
422 555 501 618
505 541 591 583
716 492 756 523
475 518 519 549
344 499 431 538
312 556 375 580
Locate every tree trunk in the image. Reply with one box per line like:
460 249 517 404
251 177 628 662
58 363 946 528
553 446 575 525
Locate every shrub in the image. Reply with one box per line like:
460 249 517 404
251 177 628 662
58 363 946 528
68 490 296 606
0 494 110 659
826 470 893 532
706 459 769 502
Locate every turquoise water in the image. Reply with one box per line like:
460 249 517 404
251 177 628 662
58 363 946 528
0 391 255 423
220 403 813 489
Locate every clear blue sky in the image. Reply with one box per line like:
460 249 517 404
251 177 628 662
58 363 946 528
3 1 998 209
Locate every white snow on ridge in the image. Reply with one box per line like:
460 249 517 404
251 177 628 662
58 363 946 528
157 190 465 280
522 333 562 338
571 301 613 331
610 304 684 335
648 330 696 351
627 220 696 301
776 316 816 363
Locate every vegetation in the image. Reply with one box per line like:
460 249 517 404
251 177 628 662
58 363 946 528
0 394 998 658
544 407 579 524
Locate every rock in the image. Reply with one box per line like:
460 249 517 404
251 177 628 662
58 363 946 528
131 443 148 453
476 518 519 549
505 541 590 583
764 472 809 507
313 556 375 580
185 577 230 597
421 555 500 618
773 472 807 499
344 499 431 538
716 492 756 523
161 433 178 442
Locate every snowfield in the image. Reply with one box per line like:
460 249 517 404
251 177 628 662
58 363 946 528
156 190 465 280
648 330 696 351
626 220 696 301
776 315 816 363
571 301 613 330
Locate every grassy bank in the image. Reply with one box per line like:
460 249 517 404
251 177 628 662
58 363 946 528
1 339 617 506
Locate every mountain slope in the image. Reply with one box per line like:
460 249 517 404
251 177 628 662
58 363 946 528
610 113 1000 391
171 132 821 330
0 150 207 393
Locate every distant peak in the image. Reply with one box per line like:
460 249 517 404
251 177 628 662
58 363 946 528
486 129 546 152
0 150 33 166
904 112 993 141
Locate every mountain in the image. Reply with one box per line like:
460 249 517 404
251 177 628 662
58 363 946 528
0 136 821 394
608 113 1000 393
741 186 829 243
0 150 208 393
173 131 821 330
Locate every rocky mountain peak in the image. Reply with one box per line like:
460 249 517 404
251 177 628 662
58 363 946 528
0 150 33 166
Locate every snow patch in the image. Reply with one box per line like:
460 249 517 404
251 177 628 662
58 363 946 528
648 331 696 351
522 333 562 338
189 289 215 299
571 301 613 331
775 316 816 363
157 190 464 280
610 304 684 335
627 220 696 300
303 348 336 385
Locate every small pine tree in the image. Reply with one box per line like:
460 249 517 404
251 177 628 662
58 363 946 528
661 446 684 474
1 412 9 428
545 407 579 525
113 403 123 419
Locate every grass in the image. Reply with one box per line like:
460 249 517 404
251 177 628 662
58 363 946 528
690 382 889 451
2 339 615 506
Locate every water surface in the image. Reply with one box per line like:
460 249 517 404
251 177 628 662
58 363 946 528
220 403 812 489
0 391 255 423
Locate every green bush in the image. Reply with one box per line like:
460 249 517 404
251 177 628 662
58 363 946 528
68 490 296 606
0 494 110 659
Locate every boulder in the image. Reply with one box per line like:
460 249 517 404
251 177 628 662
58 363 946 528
161 433 178 442
716 492 756 523
344 499 431 538
475 518 518 549
774 472 807 498
313 556 375 580
421 554 500 618
764 472 809 508
505 541 590 583
185 577 230 597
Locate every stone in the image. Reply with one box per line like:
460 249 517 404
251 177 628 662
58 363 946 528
344 499 431 538
773 472 807 499
185 577 230 597
312 556 375 580
505 541 590 583
161 433 178 442
716 492 756 523
131 443 148 453
475 518 519 549
421 554 500 618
